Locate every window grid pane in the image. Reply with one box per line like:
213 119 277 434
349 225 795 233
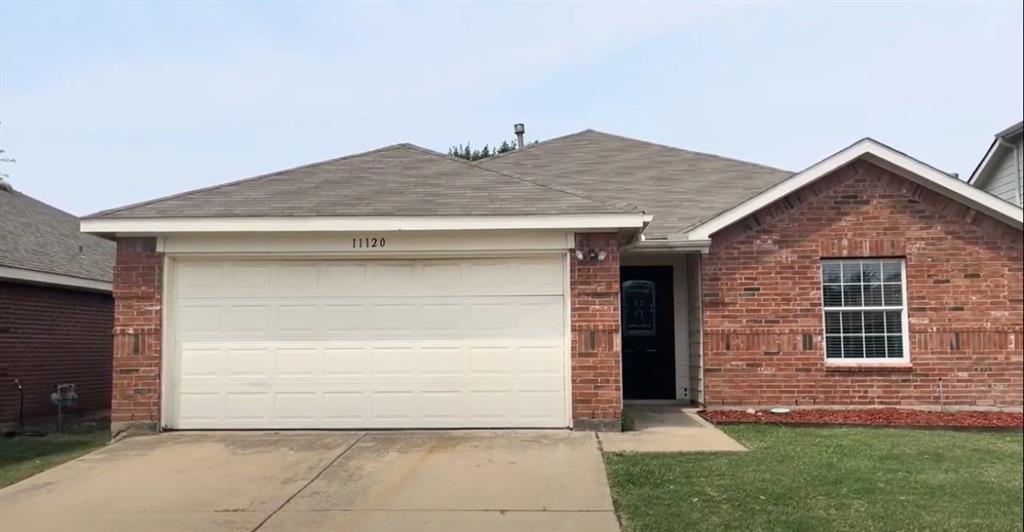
821 259 906 361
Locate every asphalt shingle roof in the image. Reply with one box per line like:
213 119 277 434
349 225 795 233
480 130 793 238
88 144 635 219
0 183 115 283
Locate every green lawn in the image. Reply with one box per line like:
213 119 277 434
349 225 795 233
0 422 109 489
604 425 1023 532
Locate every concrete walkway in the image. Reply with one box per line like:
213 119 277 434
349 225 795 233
0 431 618 532
599 404 747 453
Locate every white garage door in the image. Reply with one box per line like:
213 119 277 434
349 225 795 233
167 256 568 429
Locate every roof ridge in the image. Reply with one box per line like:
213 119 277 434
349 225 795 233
402 142 642 214
482 128 793 174
85 143 411 218
12 189 81 220
477 129 599 163
584 129 794 174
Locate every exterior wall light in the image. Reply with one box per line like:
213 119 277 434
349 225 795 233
574 248 608 262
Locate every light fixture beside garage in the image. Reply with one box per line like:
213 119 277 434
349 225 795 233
574 247 608 262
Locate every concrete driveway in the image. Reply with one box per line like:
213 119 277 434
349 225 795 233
0 431 618 532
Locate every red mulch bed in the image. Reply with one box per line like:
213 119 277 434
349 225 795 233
700 408 1023 430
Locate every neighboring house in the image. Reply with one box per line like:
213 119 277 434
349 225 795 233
969 120 1023 206
0 178 115 425
80 130 1023 435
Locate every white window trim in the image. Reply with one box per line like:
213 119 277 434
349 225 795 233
820 259 910 366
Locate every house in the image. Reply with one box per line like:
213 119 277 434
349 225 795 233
969 120 1023 206
0 178 115 425
80 130 1024 435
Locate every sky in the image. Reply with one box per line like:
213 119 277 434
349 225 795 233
1 1 1022 216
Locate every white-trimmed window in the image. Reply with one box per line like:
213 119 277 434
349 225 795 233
821 259 908 362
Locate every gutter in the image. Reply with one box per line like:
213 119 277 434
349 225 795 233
622 235 712 254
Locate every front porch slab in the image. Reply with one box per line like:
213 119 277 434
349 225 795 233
599 404 746 453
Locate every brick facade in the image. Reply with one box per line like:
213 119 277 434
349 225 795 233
701 160 1024 409
0 281 112 424
570 232 623 429
110 238 164 435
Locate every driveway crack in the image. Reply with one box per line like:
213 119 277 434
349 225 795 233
250 432 368 532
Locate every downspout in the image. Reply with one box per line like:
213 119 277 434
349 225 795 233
623 213 654 247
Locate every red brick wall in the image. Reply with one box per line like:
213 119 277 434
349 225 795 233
702 160 1024 409
570 233 623 428
0 281 113 424
110 238 163 432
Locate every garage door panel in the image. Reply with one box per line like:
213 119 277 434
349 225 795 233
226 348 272 377
180 347 224 378
275 347 320 376
171 257 568 429
180 259 563 298
275 393 319 422
420 346 468 376
323 347 369 376
323 392 369 421
226 393 271 422
224 264 272 292
177 304 222 335
372 392 417 419
321 305 369 332
177 264 223 293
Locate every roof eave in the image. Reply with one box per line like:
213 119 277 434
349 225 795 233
80 213 650 237
0 265 112 293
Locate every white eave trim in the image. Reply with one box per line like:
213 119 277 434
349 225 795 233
680 138 1024 241
625 237 712 254
0 266 112 293
80 213 649 236
968 139 1001 185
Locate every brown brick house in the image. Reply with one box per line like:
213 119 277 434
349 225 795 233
81 131 1023 436
0 179 115 425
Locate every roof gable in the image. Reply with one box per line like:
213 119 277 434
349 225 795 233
969 121 1022 186
88 143 636 219
480 129 793 239
681 138 1024 241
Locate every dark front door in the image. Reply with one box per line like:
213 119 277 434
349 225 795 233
621 266 676 400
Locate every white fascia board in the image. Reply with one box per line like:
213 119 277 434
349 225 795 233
80 213 648 236
681 138 1024 241
626 237 711 254
968 139 1001 185
0 266 112 293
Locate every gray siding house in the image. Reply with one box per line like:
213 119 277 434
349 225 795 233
970 121 1023 206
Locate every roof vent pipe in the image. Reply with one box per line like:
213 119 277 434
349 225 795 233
514 123 525 149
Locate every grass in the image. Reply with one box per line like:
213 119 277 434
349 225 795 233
604 425 1023 532
0 421 109 489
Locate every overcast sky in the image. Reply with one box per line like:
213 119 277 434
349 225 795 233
1 1 1022 216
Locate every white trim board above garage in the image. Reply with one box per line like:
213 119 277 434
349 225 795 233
156 230 577 256
81 213 650 236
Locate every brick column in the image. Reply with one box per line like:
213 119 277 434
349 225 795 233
570 233 622 431
110 238 163 437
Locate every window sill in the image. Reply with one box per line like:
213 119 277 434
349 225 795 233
825 363 913 373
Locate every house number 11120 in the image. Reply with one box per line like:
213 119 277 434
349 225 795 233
352 237 386 249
